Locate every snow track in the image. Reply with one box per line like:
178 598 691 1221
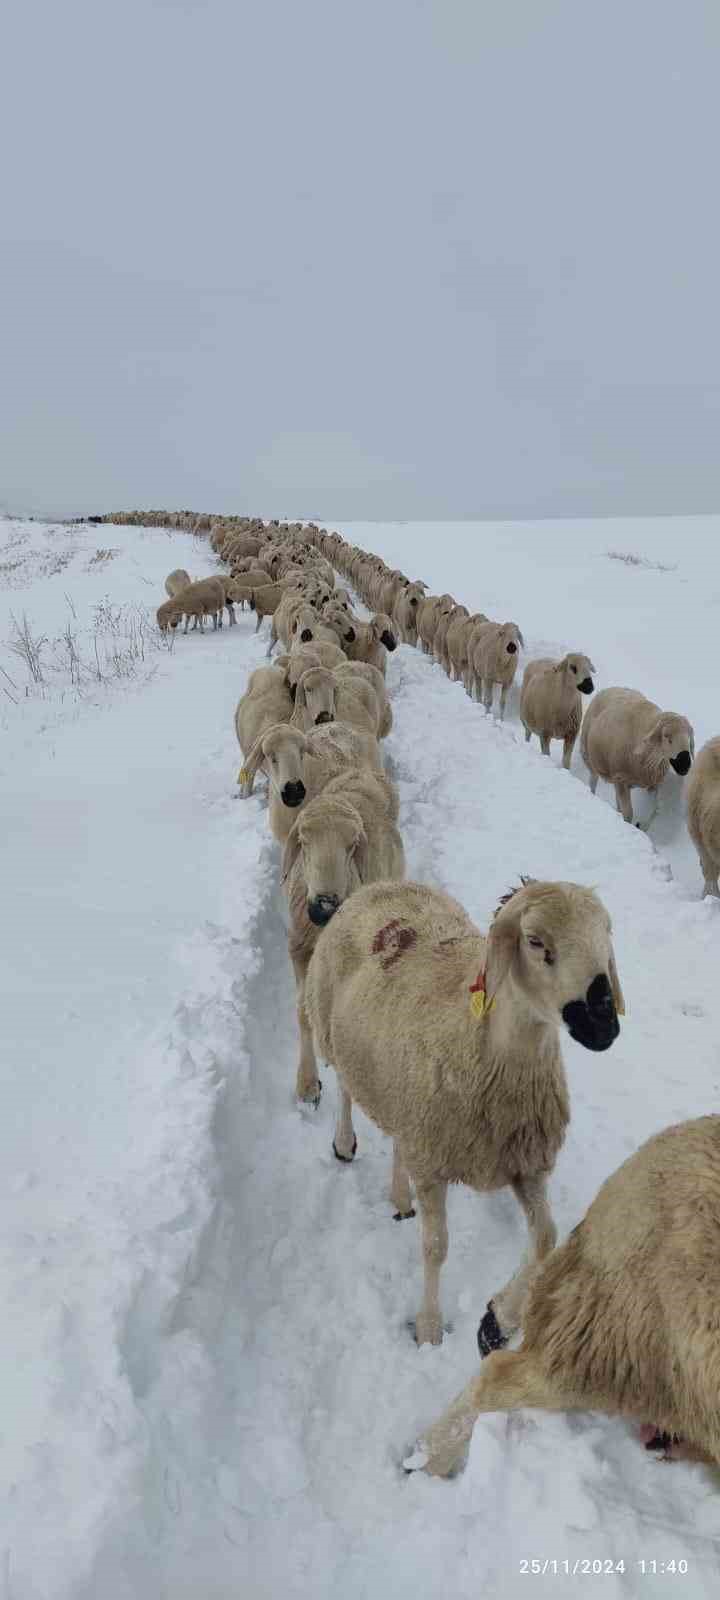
88 640 720 1599
4 519 720 1596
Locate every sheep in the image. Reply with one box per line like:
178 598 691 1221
434 603 468 675
156 577 225 634
334 660 393 738
581 688 695 828
285 639 347 675
234 663 294 765
284 768 405 1103
520 653 596 768
409 1114 720 1478
248 580 297 632
345 614 398 676
416 594 456 657
238 720 384 843
470 620 524 717
290 666 337 730
305 878 623 1347
393 583 427 646
686 736 720 896
320 600 358 651
272 598 322 655
165 567 192 598
445 611 488 690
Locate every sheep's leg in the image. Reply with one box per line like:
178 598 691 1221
333 1081 357 1161
254 611 264 634
614 781 634 823
589 772 599 794
523 723 531 743
635 789 658 832
183 616 190 634
292 955 322 1106
561 734 576 770
391 1145 415 1219
410 1348 586 1479
482 681 493 714
698 848 720 897
415 1181 448 1346
213 610 219 630
498 684 510 721
539 733 551 756
481 1175 556 1351
228 603 236 626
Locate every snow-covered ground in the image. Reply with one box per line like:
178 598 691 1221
2 515 720 1599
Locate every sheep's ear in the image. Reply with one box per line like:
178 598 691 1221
608 943 626 1016
352 828 369 882
588 659 597 673
689 727 696 758
239 730 267 795
484 889 527 1003
517 629 525 648
281 827 302 885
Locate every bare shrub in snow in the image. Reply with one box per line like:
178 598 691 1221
606 551 676 572
7 612 48 684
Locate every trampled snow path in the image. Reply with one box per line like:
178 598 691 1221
3 518 720 1598
84 631 720 1596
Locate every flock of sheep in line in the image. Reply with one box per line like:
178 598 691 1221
94 507 720 1481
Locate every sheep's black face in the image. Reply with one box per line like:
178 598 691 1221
300 628 313 643
315 711 332 726
562 974 619 1052
670 751 692 776
281 780 306 807
578 677 594 694
410 596 419 608
506 641 517 654
381 631 397 650
307 893 340 927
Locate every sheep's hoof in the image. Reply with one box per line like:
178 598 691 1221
333 1136 357 1162
393 1207 416 1221
298 1078 322 1108
477 1304 509 1358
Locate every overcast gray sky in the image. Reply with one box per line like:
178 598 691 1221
2 0 719 520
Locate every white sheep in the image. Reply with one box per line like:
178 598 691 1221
581 687 694 827
686 736 720 896
520 653 596 768
333 660 393 738
305 878 623 1346
238 720 384 843
409 1115 720 1478
156 577 225 634
470 620 524 717
234 663 294 764
283 768 405 1103
164 568 192 598
345 613 398 676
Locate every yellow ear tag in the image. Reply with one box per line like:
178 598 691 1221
238 767 249 786
469 971 494 1019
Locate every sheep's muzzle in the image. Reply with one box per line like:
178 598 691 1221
562 973 619 1052
381 631 397 650
670 751 692 776
300 628 313 642
280 780 306 807
315 712 332 725
578 677 594 694
506 641 517 654
308 893 340 926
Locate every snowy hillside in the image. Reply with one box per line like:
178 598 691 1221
2 515 720 1599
